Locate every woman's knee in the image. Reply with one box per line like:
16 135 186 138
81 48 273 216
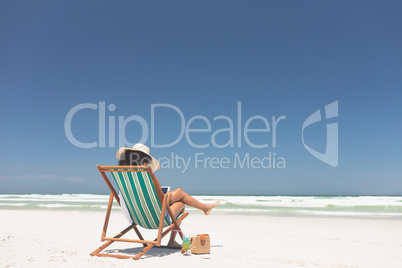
170 188 184 204
173 188 185 197
175 188 184 193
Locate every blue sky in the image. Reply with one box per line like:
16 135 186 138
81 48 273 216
1 0 401 195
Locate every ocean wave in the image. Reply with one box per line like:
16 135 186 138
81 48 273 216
1 194 402 218
0 203 28 206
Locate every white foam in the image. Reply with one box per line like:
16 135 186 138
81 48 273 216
0 203 28 207
1 194 402 217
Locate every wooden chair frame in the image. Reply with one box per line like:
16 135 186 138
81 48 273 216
90 165 189 260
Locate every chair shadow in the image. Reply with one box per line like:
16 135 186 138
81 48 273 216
103 244 224 259
103 246 180 259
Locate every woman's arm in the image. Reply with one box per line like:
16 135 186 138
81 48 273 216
146 165 164 204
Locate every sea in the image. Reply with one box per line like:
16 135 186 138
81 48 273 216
1 194 402 218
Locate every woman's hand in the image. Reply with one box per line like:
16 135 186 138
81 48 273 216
145 164 152 172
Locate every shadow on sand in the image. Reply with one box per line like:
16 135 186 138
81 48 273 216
103 246 180 259
102 244 223 259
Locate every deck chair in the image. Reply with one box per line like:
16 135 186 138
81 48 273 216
90 165 189 260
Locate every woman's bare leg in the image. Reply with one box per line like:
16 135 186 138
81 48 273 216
169 188 220 215
167 201 185 247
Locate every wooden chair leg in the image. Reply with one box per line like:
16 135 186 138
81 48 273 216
91 224 133 257
156 194 169 246
133 243 155 260
101 193 114 241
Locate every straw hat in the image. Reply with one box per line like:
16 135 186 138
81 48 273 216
116 143 160 172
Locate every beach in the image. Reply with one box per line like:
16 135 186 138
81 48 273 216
2 1 402 267
1 209 401 268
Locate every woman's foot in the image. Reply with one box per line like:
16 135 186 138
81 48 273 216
167 241 182 249
204 201 221 215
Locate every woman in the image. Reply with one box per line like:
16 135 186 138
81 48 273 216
116 143 220 247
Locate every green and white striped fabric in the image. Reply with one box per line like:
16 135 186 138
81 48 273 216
111 170 170 229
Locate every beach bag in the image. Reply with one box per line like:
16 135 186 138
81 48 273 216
190 234 210 254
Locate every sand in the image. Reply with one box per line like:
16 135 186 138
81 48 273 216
1 210 401 267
